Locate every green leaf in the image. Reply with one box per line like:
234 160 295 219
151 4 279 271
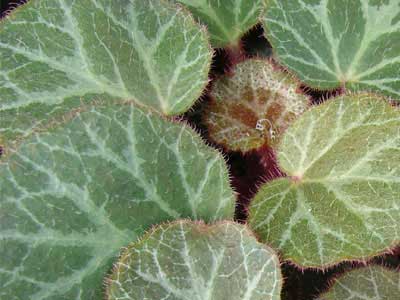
263 0 400 98
203 59 309 152
0 0 212 143
106 220 282 300
175 0 265 48
248 94 400 267
319 265 400 300
0 103 235 299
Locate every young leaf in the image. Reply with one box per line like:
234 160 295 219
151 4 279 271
0 103 235 299
319 265 400 300
263 0 400 98
174 0 265 48
248 94 400 267
106 220 282 300
0 0 212 143
204 59 309 152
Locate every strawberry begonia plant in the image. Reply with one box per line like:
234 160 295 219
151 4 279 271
0 0 399 299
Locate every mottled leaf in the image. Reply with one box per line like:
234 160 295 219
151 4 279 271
0 103 235 299
204 59 309 152
263 0 400 98
319 265 400 300
106 220 282 300
0 0 212 144
175 0 265 48
248 94 400 267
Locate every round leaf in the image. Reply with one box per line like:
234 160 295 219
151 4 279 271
263 0 400 98
106 220 282 300
249 94 400 267
203 59 309 152
0 103 235 299
0 0 212 143
319 265 400 300
175 0 265 48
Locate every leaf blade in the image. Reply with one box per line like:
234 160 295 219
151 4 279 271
203 59 309 152
249 94 400 267
0 103 235 299
106 221 282 300
175 0 265 48
319 265 400 300
263 0 400 97
0 0 212 143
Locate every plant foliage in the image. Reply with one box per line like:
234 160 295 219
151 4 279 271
0 0 399 299
0 0 211 145
174 0 265 48
204 59 309 152
0 102 234 299
249 94 400 267
263 0 400 97
318 265 400 300
107 221 282 300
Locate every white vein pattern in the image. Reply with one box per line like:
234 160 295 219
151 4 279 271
249 95 400 267
319 265 400 300
107 221 282 300
0 0 211 142
264 0 400 97
0 104 235 299
176 0 264 47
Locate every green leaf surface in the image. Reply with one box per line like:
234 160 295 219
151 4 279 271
248 94 400 267
175 0 265 48
0 103 235 299
106 220 282 300
319 265 400 300
0 0 212 144
263 0 400 98
203 59 309 152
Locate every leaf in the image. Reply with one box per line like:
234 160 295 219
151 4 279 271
0 102 235 299
319 265 400 300
106 220 282 300
0 0 212 144
248 94 400 267
203 59 309 152
175 0 265 48
263 0 400 98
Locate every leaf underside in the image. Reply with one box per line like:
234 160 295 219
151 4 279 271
263 0 400 98
175 0 265 48
0 0 212 145
249 94 400 267
319 265 400 300
106 221 282 300
0 103 235 299
204 59 309 152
